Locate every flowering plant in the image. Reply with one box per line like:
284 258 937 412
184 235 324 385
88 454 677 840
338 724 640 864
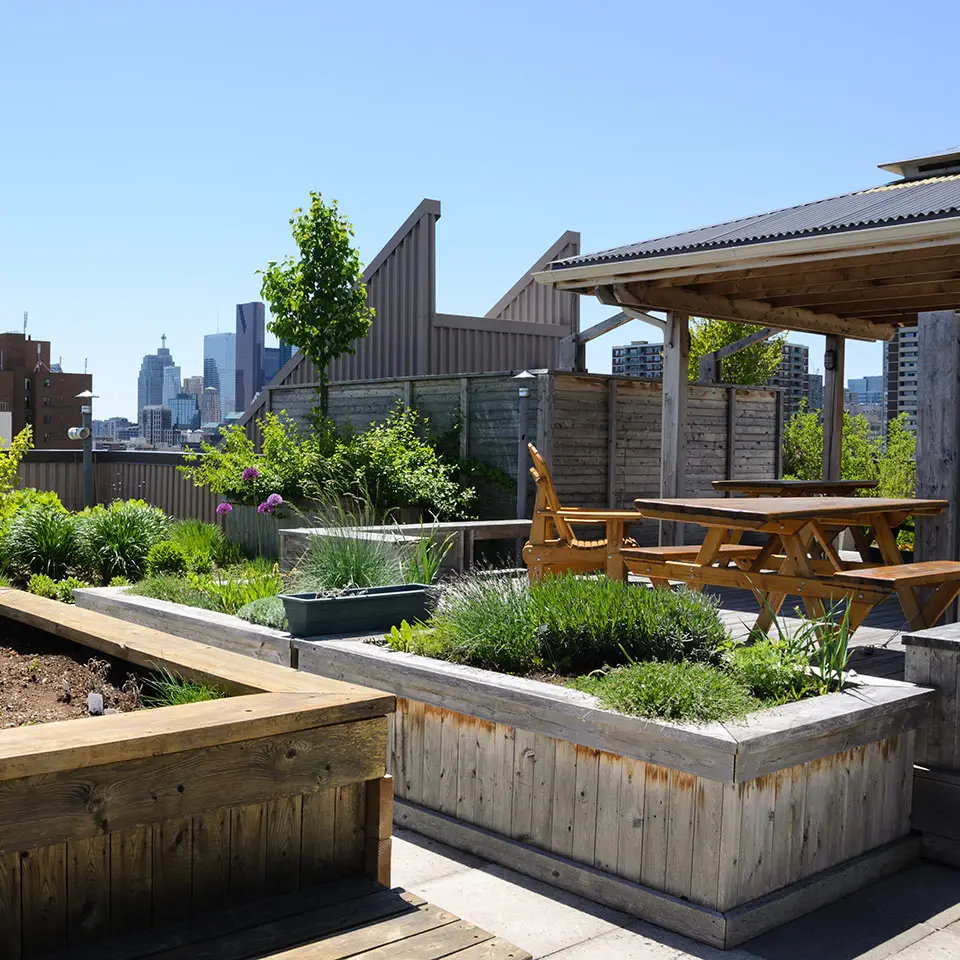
257 493 284 515
241 467 261 482
216 502 233 517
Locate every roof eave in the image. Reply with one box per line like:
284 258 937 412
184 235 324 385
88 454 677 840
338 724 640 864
533 216 960 291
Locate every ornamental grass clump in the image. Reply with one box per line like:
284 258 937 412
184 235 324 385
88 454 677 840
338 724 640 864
394 573 727 675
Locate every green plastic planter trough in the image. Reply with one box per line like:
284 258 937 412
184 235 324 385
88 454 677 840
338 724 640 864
279 584 432 637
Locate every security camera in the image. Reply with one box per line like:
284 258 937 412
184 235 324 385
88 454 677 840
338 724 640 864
67 427 91 441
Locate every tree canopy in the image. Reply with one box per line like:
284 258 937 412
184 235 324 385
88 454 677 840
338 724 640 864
259 193 374 411
687 318 785 385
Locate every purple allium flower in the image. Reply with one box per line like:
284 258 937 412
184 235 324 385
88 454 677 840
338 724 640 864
216 502 233 516
266 493 283 508
257 501 273 515
242 466 261 481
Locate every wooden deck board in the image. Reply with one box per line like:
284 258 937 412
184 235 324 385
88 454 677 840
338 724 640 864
48 883 532 960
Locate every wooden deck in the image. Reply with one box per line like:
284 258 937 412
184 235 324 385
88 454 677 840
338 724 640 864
55 878 530 960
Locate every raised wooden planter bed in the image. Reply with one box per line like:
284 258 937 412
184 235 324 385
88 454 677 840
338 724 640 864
295 637 933 949
0 591 394 960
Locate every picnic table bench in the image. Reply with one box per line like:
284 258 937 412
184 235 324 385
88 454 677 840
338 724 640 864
621 496 960 633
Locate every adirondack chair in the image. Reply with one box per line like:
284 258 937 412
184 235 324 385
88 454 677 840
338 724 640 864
522 443 641 581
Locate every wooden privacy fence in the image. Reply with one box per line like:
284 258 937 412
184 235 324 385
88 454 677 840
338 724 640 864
19 451 219 522
250 371 783 524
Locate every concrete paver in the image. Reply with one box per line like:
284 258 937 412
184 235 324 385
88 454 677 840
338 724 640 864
393 829 960 959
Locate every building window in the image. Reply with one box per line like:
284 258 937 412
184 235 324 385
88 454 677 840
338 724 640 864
42 414 51 425
43 433 50 443
43 378 51 388
24 413 32 423
23 378 30 391
42 396 51 406
23 396 30 409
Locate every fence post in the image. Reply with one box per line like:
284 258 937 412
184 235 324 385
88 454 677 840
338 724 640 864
607 378 618 508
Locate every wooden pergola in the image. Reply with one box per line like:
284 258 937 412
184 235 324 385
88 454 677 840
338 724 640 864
535 149 960 546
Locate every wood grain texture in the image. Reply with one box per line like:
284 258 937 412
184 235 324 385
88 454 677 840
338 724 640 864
20 842 66 958
152 818 192 923
333 783 366 875
301 788 336 885
229 802 267 904
0 851 21 960
265 796 303 895
191 809 230 912
0 717 386 854
110 824 152 936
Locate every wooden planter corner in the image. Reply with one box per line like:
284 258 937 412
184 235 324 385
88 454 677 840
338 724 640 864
0 591 395 960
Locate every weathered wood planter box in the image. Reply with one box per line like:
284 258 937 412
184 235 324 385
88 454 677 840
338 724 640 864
295 637 933 949
0 591 394 960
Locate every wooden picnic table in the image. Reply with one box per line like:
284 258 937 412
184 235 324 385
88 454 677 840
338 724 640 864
712 479 879 497
621 496 960 633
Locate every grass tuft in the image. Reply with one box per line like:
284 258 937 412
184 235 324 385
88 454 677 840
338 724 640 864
142 668 226 707
571 660 758 723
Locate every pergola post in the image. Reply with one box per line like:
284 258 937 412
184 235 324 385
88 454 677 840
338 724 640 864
916 313 960 601
660 310 689 545
822 334 845 481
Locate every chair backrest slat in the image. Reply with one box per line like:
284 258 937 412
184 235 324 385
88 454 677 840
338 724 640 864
528 443 576 543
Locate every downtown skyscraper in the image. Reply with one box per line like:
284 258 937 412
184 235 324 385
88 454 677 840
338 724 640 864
137 335 175 421
235 302 265 414
203 331 236 416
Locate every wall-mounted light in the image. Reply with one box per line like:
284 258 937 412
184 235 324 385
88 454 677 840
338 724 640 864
825 349 837 371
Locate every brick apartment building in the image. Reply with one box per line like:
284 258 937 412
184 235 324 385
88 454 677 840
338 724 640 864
0 334 91 449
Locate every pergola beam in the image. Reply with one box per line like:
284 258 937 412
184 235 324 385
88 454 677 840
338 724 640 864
697 327 778 383
614 281 895 342
556 299 667 371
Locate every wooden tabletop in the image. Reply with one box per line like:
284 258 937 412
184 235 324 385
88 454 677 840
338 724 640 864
712 479 879 494
632 496 947 529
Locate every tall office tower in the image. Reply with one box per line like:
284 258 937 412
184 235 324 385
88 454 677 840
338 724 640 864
883 327 919 432
170 392 200 429
262 339 294 384
161 365 182 407
204 332 236 415
199 386 221 424
136 334 175 420
235 302 265 414
610 341 664 379
182 375 204 397
806 374 824 412
769 342 809 420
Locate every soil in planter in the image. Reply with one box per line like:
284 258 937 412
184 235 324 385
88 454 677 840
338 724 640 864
0 623 145 727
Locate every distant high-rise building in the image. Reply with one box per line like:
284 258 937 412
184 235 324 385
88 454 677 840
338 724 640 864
806 374 824 412
137 335 175 420
883 327 919 432
204 332 236 416
235 302 265 413
611 341 663 378
170 393 200 429
769 343 809 420
199 386 221 424
262 340 294 384
161 365 181 407
139 405 173 445
847 375 883 405
0 333 92 449
182 375 204 397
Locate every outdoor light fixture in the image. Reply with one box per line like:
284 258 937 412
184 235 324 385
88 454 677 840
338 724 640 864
825 349 837 371
514 369 536 398
74 390 98 507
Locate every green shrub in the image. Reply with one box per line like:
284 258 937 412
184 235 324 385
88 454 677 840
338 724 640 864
199 570 283 615
215 539 247 567
724 636 814 704
27 572 58 599
399 574 726 675
109 575 132 587
237 596 289 631
571 661 758 723
188 549 213 574
56 576 91 604
5 506 80 580
131 575 218 610
77 500 169 583
146 541 188 577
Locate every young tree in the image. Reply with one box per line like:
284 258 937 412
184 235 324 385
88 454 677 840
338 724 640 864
687 318 785 385
259 193 375 413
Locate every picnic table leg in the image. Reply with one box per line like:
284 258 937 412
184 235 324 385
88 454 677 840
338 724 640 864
870 514 925 628
850 525 874 563
921 581 960 628
605 520 625 581
781 533 827 622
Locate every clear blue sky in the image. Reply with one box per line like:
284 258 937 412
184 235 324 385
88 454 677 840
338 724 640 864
2 1 957 418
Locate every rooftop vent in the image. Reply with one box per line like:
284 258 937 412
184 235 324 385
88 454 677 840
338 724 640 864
879 147 960 180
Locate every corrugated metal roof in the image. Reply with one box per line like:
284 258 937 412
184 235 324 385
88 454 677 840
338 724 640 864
550 174 960 271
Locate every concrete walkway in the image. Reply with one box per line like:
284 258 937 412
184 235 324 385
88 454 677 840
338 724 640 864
393 828 960 958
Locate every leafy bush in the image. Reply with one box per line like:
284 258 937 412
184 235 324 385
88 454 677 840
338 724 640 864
77 500 169 583
237 596 289 631
27 572 58 599
146 541 188 577
0 427 33 499
391 574 727 675
724 636 813 704
571 661 758 723
215 539 247 568
188 549 213 574
199 570 283 615
130 575 219 611
5 506 80 580
167 520 228 570
56 576 91 604
109 575 132 587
